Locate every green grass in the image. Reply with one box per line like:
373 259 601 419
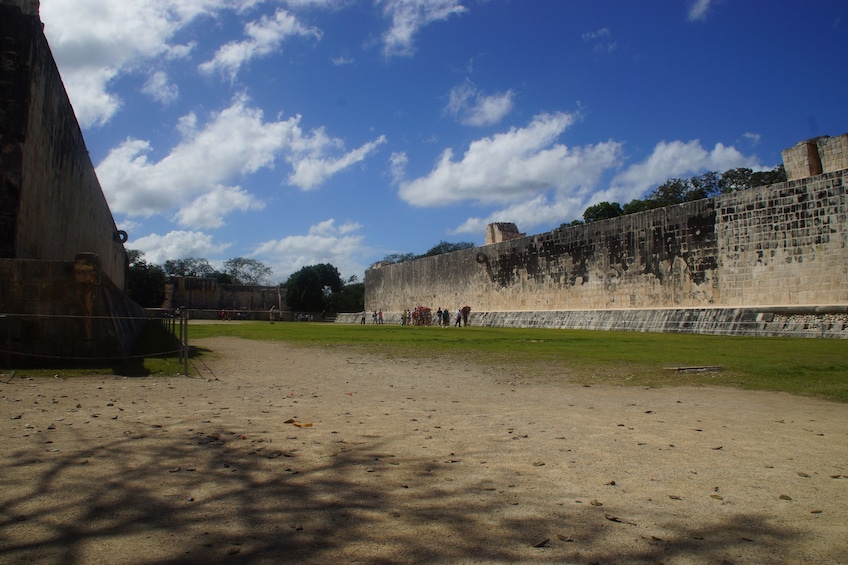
188 321 848 403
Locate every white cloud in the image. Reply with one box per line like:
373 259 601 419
142 70 179 105
582 27 616 55
450 137 763 236
743 132 761 146
96 95 385 224
378 0 467 57
129 230 230 265
288 135 387 190
173 185 265 228
40 0 223 127
253 219 370 280
397 112 622 207
688 0 712 22
452 194 581 236
608 139 760 202
445 80 514 127
389 151 408 185
198 9 321 80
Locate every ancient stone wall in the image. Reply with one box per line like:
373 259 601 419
164 277 285 313
0 2 127 288
782 134 848 181
0 255 146 365
364 170 847 323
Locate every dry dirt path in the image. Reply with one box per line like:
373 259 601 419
1 336 846 564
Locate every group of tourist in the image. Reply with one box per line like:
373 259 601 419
360 309 384 324
395 305 471 327
359 307 472 326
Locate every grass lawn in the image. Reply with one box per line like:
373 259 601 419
186 321 848 403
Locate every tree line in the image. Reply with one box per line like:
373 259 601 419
125 251 365 313
571 165 786 225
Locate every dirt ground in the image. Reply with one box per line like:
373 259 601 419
1 334 847 564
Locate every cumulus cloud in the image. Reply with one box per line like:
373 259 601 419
253 219 370 280
418 124 763 234
173 186 265 228
40 0 220 127
289 135 387 190
452 194 582 236
198 9 321 80
397 112 622 207
96 94 385 224
379 0 467 57
129 230 231 265
444 80 514 127
607 139 761 202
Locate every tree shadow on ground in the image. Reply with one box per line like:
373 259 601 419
0 421 801 565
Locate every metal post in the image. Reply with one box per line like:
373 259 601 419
183 309 189 376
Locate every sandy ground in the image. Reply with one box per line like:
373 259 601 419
1 334 847 565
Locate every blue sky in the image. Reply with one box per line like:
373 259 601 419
39 0 847 283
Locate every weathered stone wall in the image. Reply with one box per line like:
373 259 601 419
164 277 285 313
0 255 146 365
364 170 847 328
782 134 848 181
0 1 127 288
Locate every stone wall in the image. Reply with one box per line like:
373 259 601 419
782 134 848 181
363 169 847 334
0 255 146 365
164 277 286 313
0 1 127 288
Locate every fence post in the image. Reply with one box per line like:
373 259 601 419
183 309 189 376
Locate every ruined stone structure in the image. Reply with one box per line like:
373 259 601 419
163 277 287 319
362 135 848 337
782 134 848 181
1 1 144 364
485 222 526 245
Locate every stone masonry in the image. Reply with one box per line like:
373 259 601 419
364 138 848 336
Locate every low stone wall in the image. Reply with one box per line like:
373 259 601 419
335 307 848 338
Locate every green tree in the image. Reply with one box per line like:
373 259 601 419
583 201 622 223
224 257 272 285
750 164 786 187
420 241 475 257
719 167 753 193
325 279 365 313
126 250 166 307
688 171 720 200
559 219 584 228
649 178 690 207
622 198 660 215
378 252 416 265
285 263 344 312
163 257 216 278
